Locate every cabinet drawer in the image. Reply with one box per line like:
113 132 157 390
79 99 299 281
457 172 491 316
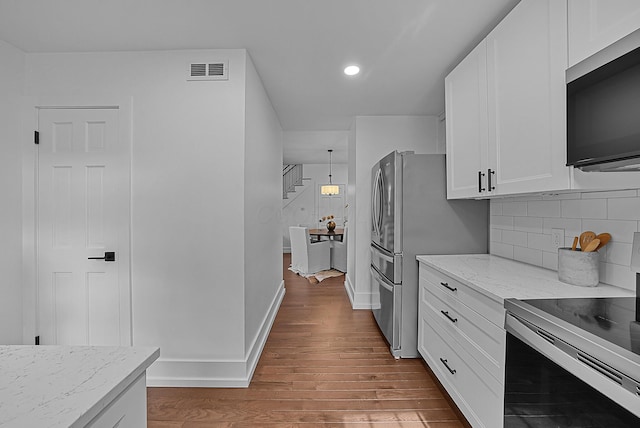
419 264 504 327
420 279 505 382
419 308 503 428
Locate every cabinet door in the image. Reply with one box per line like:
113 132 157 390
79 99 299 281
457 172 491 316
569 0 640 67
445 40 489 199
486 0 570 195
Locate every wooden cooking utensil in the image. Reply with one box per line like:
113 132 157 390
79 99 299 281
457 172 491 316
571 236 578 251
583 238 600 252
579 231 596 250
595 232 611 250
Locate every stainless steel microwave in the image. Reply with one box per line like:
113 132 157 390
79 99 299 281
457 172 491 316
567 29 640 171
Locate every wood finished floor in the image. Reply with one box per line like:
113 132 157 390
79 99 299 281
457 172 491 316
147 254 469 427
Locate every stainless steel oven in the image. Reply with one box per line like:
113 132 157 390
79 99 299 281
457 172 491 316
504 297 640 427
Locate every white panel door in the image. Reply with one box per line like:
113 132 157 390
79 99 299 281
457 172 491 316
37 108 131 346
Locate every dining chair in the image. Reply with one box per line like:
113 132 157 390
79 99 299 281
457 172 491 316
289 226 331 275
331 226 347 272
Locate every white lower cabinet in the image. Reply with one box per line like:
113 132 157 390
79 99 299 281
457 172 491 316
418 264 506 428
87 373 147 428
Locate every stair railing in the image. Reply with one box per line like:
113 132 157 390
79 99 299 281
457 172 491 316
282 164 303 199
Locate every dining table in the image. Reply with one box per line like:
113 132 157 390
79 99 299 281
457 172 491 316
308 228 344 242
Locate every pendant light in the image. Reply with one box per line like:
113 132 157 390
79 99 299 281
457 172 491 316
321 149 339 195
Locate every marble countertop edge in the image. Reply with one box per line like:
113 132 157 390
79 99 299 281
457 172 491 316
416 253 634 303
72 347 160 428
0 345 160 428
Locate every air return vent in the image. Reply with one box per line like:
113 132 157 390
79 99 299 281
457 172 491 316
187 60 229 81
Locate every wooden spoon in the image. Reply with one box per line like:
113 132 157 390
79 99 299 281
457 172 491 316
579 231 596 250
583 238 600 252
595 233 611 250
571 236 578 251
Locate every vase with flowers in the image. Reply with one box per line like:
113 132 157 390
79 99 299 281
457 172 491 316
320 215 336 232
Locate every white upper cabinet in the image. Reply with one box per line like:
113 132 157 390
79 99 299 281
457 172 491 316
485 0 570 196
445 0 570 199
445 41 489 199
568 0 640 67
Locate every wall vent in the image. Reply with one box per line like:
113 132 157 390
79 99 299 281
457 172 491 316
187 60 229 81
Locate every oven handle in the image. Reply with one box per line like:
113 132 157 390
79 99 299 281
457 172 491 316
505 313 640 418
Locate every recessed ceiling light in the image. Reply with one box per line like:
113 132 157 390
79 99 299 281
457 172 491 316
344 65 360 76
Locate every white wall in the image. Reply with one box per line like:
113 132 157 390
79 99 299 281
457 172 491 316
243 53 284 360
347 115 443 308
24 48 282 385
282 163 348 249
490 189 640 292
0 40 25 344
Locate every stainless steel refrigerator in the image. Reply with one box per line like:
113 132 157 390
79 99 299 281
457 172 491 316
371 151 488 358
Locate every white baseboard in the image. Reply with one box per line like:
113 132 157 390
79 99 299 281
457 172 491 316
344 274 373 310
146 280 286 387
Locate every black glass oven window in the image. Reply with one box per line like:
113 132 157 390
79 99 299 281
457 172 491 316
504 333 639 427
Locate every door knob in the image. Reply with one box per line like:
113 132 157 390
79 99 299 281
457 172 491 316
88 251 115 262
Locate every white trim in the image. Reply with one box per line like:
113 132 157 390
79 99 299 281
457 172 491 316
146 280 285 387
344 274 373 310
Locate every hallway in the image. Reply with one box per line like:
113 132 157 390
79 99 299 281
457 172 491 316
146 254 468 427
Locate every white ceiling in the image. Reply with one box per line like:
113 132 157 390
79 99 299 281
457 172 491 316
0 0 519 163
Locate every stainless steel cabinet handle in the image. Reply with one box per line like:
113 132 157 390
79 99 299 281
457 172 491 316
440 358 456 375
440 282 457 292
441 310 458 323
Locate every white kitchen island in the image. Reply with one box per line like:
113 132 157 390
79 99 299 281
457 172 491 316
0 346 159 427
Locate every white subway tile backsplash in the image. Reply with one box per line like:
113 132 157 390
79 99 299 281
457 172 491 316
490 203 503 216
527 200 561 218
561 198 607 219
502 201 527 216
603 242 633 266
582 219 638 244
513 246 543 267
608 197 640 221
514 216 543 233
542 251 558 270
542 218 581 236
491 241 514 259
491 215 514 230
528 232 555 252
489 188 640 290
502 230 528 246
599 262 635 292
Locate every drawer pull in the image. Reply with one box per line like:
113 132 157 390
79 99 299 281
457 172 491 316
440 358 457 375
440 282 457 292
441 310 458 323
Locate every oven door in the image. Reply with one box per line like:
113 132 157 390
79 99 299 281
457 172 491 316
505 313 640 426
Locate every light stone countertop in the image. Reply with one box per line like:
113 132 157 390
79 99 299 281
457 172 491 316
0 345 159 427
416 254 635 304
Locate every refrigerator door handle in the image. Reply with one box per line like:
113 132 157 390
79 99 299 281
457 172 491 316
372 243 394 262
376 169 384 234
371 168 381 236
371 262 396 288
